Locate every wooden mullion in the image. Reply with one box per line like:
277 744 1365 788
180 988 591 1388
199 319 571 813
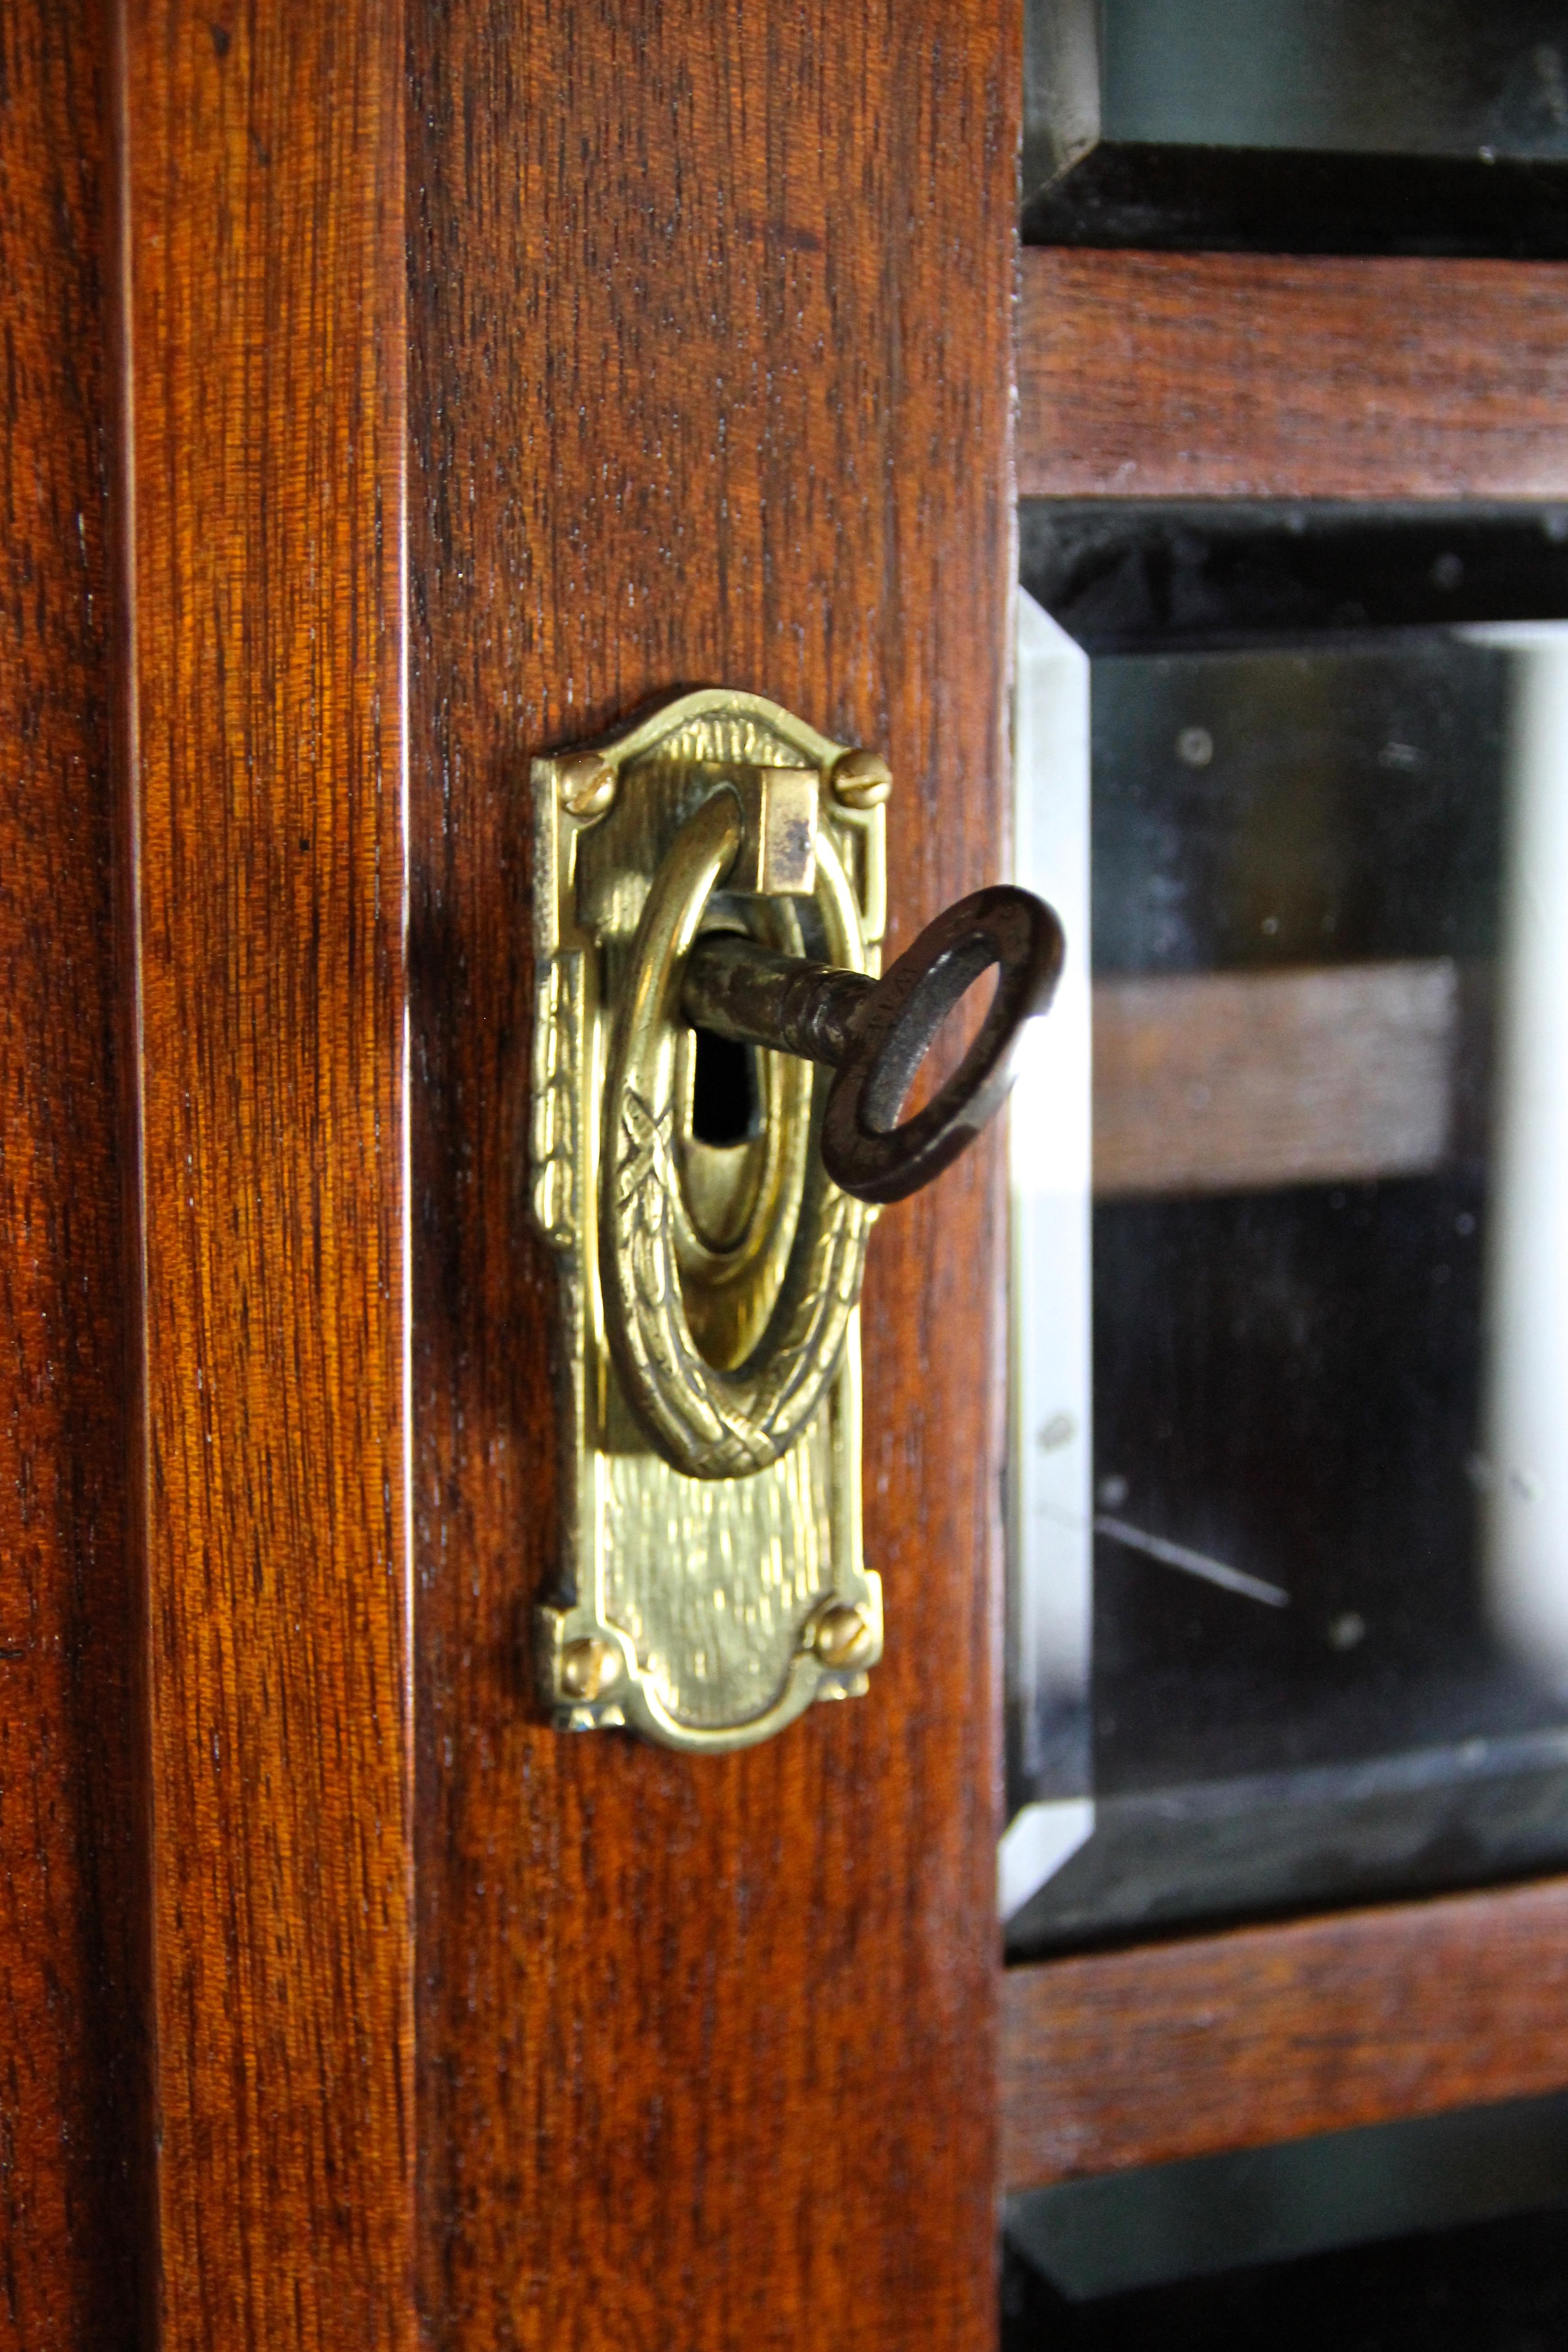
1020 247 1568 502
1002 1875 1568 2192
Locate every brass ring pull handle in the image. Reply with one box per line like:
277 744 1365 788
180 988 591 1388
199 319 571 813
600 787 874 1481
681 884 1065 1205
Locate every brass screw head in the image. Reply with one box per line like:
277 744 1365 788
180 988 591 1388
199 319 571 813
558 752 616 820
560 1635 622 1700
812 1603 876 1670
831 748 892 810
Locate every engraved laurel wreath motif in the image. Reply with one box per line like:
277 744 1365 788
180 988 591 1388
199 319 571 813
610 1085 868 1478
598 787 871 1480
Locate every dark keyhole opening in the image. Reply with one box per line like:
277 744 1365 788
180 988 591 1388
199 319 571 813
691 1028 762 1147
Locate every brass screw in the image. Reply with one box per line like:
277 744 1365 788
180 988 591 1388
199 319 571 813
812 1603 876 1670
560 1635 622 1700
558 752 616 820
831 748 892 810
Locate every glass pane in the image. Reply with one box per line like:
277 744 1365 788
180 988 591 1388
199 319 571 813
1100 0 1568 159
1006 509 1568 1953
1024 0 1568 256
1004 2090 1568 2304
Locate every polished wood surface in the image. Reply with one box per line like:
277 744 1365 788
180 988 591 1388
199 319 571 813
1001 1876 1568 2190
19 10 1568 2336
1093 961 1459 1196
114 5 414 2344
0 7 147 2343
406 4 1016 2345
1019 248 1568 502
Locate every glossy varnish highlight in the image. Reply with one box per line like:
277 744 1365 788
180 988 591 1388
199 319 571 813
114 5 414 2345
0 5 147 2342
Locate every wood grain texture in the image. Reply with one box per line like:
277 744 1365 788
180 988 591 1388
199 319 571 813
1019 248 1568 501
114 5 414 2345
0 6 148 2343
406 5 1016 2346
1002 1876 1568 2190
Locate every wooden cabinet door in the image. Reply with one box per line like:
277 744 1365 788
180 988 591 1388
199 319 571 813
3 3 1018 2345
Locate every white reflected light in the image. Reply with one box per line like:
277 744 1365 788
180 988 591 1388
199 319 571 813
1004 592 1095 1915
1470 625 1568 1690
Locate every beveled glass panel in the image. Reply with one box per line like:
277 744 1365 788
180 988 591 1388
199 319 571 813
1007 510 1568 1952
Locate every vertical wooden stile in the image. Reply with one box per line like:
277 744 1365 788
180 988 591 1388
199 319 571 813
111 5 415 2344
407 5 1018 2345
0 5 149 2342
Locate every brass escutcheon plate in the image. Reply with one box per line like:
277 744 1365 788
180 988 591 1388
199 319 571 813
530 688 886 1751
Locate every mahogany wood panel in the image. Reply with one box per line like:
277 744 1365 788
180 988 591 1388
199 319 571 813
1019 248 1568 502
114 6 414 2345
1001 1875 1568 2191
0 6 147 2342
407 5 1016 2346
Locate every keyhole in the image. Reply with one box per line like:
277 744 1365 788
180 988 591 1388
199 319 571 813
691 1028 761 1147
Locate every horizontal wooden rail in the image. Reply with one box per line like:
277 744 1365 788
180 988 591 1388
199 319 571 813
1019 249 1568 502
1001 1874 1568 2191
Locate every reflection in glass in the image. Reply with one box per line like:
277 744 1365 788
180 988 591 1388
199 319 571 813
1003 597 1094 1918
1098 0 1568 162
1481 630 1568 1691
1007 582 1568 1951
1024 0 1568 256
1005 2090 1568 2303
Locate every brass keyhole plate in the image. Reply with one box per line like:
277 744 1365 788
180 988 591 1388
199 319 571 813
530 688 887 1752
